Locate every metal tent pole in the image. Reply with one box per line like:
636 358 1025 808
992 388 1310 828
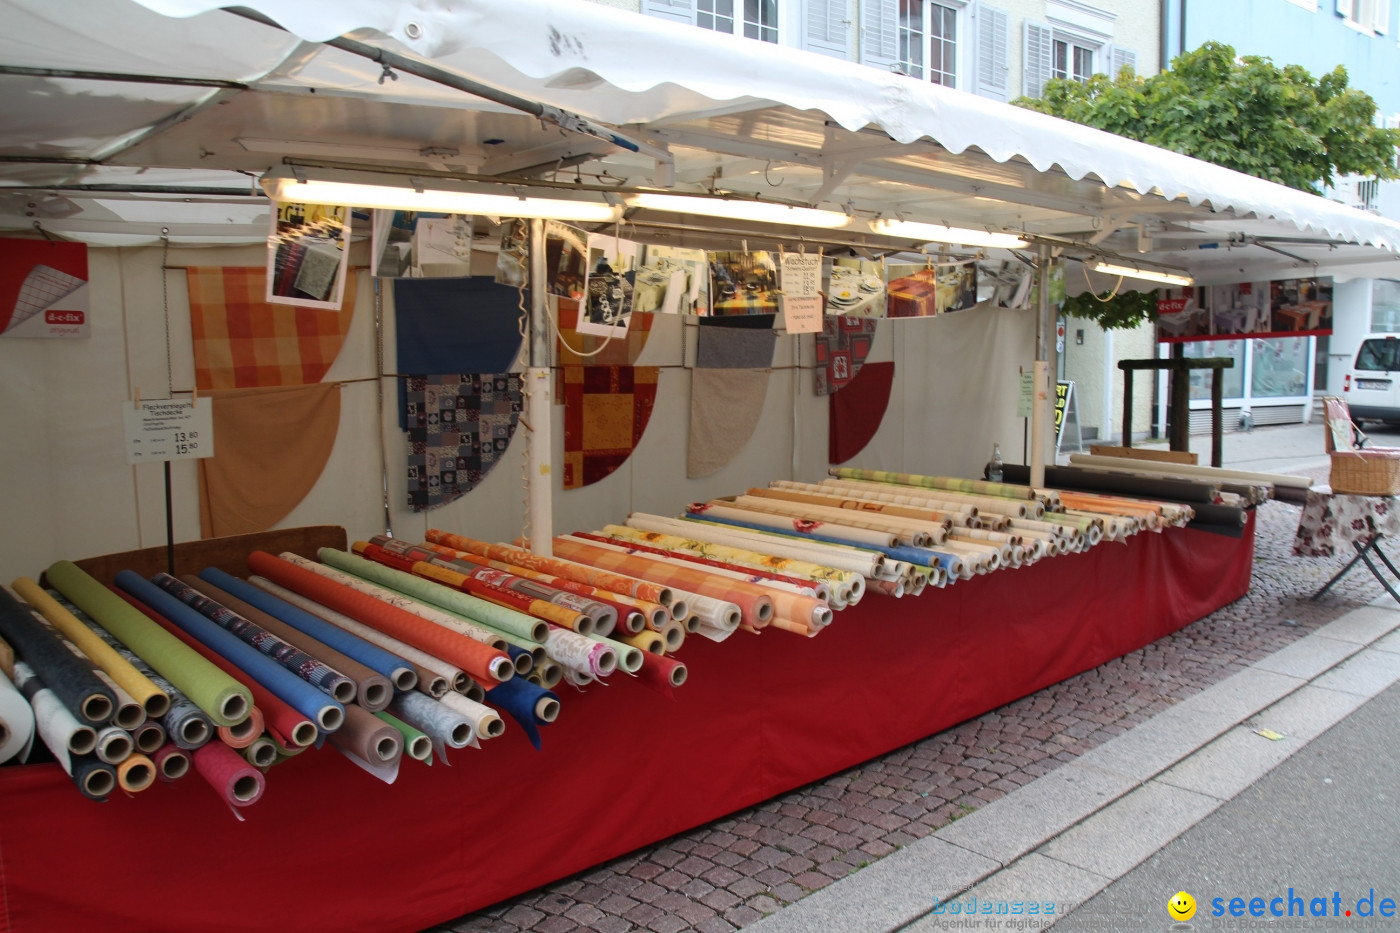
1030 244 1051 490
526 219 554 557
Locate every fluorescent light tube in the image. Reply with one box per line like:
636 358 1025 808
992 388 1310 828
626 193 852 229
868 218 1028 250
1092 261 1193 287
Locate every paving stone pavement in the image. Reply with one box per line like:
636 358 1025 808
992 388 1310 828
432 468 1384 933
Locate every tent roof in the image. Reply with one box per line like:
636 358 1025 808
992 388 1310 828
4 0 1399 283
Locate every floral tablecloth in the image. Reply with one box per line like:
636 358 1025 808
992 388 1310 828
1293 490 1400 557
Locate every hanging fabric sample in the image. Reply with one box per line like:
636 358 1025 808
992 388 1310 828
404 374 523 512
187 267 357 391
814 316 877 396
562 365 659 489
829 360 895 464
555 296 654 367
393 278 525 376
197 383 341 537
687 319 776 478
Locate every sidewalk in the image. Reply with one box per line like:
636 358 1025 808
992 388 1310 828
439 423 1391 933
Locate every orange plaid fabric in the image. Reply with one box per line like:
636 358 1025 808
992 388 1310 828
187 267 356 390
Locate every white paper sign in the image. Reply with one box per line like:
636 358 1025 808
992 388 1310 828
781 253 823 333
124 399 214 465
1016 371 1035 418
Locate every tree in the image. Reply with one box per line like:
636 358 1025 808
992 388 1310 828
1016 42 1400 327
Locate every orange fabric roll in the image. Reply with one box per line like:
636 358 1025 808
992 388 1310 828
425 530 672 607
247 551 512 684
550 538 774 630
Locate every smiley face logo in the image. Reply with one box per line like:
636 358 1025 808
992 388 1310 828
1168 891 1196 922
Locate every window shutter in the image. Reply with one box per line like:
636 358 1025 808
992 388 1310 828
646 0 696 25
1375 0 1390 33
973 3 1010 101
860 0 901 73
1023 20 1053 97
1336 0 1355 18
804 0 852 59
1108 45 1137 79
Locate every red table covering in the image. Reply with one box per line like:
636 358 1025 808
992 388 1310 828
0 514 1254 933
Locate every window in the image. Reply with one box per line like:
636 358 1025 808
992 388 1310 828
897 1 960 86
1339 0 1390 32
644 0 779 44
1052 38 1093 83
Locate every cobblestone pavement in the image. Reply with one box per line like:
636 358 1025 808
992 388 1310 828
436 476 1380 933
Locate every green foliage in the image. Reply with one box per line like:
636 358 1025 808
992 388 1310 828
1061 288 1160 331
1016 41 1400 194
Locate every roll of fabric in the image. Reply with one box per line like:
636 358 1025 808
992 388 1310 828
624 514 880 582
635 652 687 700
363 537 618 634
321 547 548 643
218 704 265 750
195 741 264 807
0 667 34 764
696 502 903 547
151 573 357 703
681 511 903 570
116 752 155 792
85 669 143 732
485 677 559 750
248 552 513 684
618 629 665 655
112 588 324 747
93 725 133 765
831 467 1039 501
250 577 463 698
198 569 416 692
551 537 773 630
185 576 393 713
69 753 118 801
754 485 957 532
0 586 116 726
11 660 97 769
130 719 166 754
529 658 563 690
329 703 402 767
586 633 642 673
438 690 504 740
153 741 191 782
592 527 831 599
11 578 169 719
386 690 474 751
376 711 432 762
731 493 949 545
425 530 674 606
542 625 617 678
47 562 251 728
241 736 278 768
54 591 214 751
999 463 1218 505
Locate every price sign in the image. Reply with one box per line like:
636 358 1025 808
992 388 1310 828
780 253 823 333
1017 371 1035 418
124 399 215 465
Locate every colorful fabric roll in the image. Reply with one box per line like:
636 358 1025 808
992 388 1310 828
485 677 559 750
330 704 403 769
386 690 474 752
438 690 504 740
153 741 191 782
53 591 213 750
543 626 616 678
635 652 688 700
247 552 513 685
11 578 169 719
113 576 337 739
197 568 415 692
11 660 96 770
0 587 116 726
47 562 251 728
194 741 265 807
830 467 1036 501
151 573 356 702
185 576 393 713
376 711 432 762
218 705 264 750
116 752 155 792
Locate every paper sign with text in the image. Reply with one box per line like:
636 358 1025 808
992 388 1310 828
124 399 215 465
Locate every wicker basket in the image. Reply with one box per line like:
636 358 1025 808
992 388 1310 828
1330 448 1400 496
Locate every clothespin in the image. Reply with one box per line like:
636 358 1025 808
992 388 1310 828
133 387 140 410
191 384 198 408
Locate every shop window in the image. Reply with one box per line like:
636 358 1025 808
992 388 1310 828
897 1 960 87
644 0 779 43
1052 38 1093 83
1251 337 1310 398
1184 340 1245 401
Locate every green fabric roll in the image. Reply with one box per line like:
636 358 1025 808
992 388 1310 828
317 548 545 644
46 561 252 728
830 467 1036 501
585 632 644 673
375 710 432 762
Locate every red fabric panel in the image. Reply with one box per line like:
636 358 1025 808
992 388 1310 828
0 516 1253 933
829 360 895 464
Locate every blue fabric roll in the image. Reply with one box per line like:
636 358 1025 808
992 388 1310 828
115 571 344 734
504 644 535 676
198 568 415 691
485 677 558 751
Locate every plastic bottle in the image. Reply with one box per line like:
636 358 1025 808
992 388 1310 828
988 443 1003 483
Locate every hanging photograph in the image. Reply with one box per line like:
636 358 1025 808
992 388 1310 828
495 218 529 288
266 201 351 310
825 257 884 317
632 244 708 315
708 250 780 316
1155 277 1334 343
578 232 641 336
543 220 589 300
883 259 978 317
413 214 473 278
0 237 89 338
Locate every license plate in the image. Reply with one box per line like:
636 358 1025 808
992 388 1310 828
1358 379 1391 390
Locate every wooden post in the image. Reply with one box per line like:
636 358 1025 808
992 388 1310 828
1210 362 1225 467
1122 368 1135 449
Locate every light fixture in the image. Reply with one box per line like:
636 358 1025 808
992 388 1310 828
867 218 1029 250
625 192 853 229
1092 261 1193 287
259 167 624 223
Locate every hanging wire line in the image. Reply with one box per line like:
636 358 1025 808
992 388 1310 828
1081 262 1125 302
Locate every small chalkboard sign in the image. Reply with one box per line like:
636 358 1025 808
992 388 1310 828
1054 380 1082 454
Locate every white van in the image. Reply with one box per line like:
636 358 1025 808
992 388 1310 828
1344 334 1400 426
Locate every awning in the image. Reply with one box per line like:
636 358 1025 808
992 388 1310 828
3 0 1399 282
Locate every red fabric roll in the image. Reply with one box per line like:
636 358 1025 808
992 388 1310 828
193 741 264 808
635 652 687 700
247 551 511 685
112 589 316 749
